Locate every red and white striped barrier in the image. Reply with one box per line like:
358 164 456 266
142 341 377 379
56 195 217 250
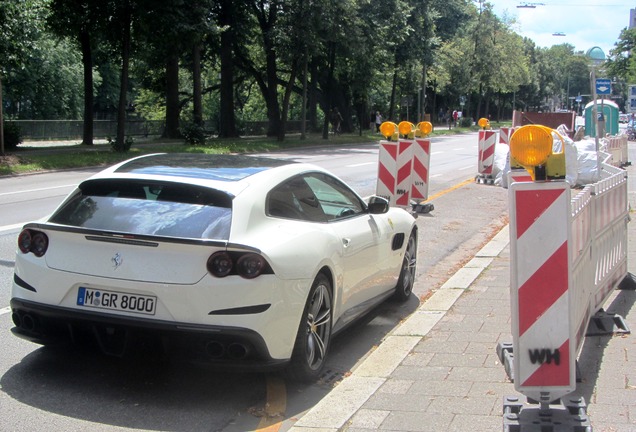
395 140 414 206
410 138 431 202
376 141 398 204
376 138 432 208
510 182 574 402
509 155 629 404
499 127 515 145
477 130 497 176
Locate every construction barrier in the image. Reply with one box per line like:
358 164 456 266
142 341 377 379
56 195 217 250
606 134 629 168
410 138 431 202
499 127 516 145
506 125 629 408
376 121 433 212
476 129 497 184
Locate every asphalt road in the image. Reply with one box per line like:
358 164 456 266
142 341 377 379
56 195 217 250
0 133 509 431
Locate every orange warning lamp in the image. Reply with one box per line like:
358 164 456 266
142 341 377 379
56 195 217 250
398 121 415 137
415 121 433 137
379 122 399 141
478 118 490 130
510 125 565 181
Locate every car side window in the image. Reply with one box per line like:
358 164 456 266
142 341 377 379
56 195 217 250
267 177 328 223
304 174 366 221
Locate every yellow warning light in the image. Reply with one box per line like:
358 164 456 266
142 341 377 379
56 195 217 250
380 122 398 140
478 118 490 129
416 121 433 136
398 121 415 137
510 125 552 167
510 125 566 181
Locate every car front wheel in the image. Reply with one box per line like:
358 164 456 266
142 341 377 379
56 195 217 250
287 273 332 382
393 230 417 302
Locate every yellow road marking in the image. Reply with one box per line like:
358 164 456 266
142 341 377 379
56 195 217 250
423 177 474 203
255 376 286 431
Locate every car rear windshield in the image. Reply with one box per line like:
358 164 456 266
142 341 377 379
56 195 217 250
49 179 232 240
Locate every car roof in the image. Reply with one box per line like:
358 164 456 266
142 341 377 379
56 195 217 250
87 153 322 196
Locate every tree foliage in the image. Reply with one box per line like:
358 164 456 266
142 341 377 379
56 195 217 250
2 0 628 146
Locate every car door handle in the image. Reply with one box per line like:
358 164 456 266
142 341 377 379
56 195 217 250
342 238 351 248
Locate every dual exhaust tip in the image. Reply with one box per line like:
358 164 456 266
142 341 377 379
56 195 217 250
205 340 251 360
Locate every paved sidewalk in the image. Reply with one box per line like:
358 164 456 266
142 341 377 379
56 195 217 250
289 221 636 431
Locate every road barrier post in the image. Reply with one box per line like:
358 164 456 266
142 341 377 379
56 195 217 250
376 121 433 213
501 124 631 429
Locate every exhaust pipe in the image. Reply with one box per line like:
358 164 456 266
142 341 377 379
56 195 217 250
21 314 36 332
205 341 225 359
227 343 250 360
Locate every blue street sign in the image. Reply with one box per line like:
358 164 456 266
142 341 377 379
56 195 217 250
595 78 611 95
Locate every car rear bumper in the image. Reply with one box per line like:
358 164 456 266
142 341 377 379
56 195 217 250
10 298 289 371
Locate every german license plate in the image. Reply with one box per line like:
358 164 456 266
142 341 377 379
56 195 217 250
77 287 157 315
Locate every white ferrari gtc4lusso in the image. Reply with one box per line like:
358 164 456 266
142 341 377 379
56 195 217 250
10 153 417 381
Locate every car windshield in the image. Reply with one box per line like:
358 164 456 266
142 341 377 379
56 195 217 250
49 179 232 240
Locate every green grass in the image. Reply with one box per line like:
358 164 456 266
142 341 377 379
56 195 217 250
0 125 487 176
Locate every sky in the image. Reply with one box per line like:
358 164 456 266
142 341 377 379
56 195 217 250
489 0 634 57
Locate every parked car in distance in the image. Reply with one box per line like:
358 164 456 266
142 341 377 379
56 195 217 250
619 113 629 123
10 153 418 381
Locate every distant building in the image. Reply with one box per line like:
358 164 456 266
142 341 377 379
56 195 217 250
631 8 636 28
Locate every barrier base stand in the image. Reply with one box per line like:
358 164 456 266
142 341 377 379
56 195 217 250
497 342 515 382
503 396 592 432
586 309 631 336
618 272 636 290
411 201 434 214
475 174 495 185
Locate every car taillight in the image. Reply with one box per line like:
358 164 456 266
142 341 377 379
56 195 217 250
236 254 266 279
18 229 49 257
207 252 233 277
207 251 271 279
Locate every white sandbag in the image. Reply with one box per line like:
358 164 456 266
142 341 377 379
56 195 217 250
493 143 509 187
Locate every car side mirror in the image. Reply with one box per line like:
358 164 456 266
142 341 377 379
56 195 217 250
367 196 389 214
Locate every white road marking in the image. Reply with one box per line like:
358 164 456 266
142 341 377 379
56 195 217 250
459 165 473 171
346 162 374 168
0 184 75 197
0 306 11 316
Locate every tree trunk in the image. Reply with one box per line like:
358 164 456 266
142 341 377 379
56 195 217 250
79 29 94 145
0 73 4 156
116 3 131 147
300 47 308 140
192 43 203 127
322 41 336 140
218 0 237 137
163 54 181 138
389 58 398 122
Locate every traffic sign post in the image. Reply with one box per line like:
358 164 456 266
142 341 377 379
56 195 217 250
595 78 611 95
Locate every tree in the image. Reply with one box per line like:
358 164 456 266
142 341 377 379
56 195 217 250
48 0 107 145
0 0 50 154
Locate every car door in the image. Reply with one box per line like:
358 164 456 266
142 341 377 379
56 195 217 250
302 174 394 320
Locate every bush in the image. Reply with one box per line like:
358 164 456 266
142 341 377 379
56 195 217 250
3 122 23 150
108 136 134 153
459 117 472 128
181 122 207 145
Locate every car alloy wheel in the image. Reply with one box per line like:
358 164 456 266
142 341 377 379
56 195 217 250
288 273 332 382
393 230 417 302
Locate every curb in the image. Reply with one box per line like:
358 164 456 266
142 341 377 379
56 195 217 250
288 225 510 431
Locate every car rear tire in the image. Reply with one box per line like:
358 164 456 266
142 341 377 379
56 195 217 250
393 230 417 302
287 273 332 382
